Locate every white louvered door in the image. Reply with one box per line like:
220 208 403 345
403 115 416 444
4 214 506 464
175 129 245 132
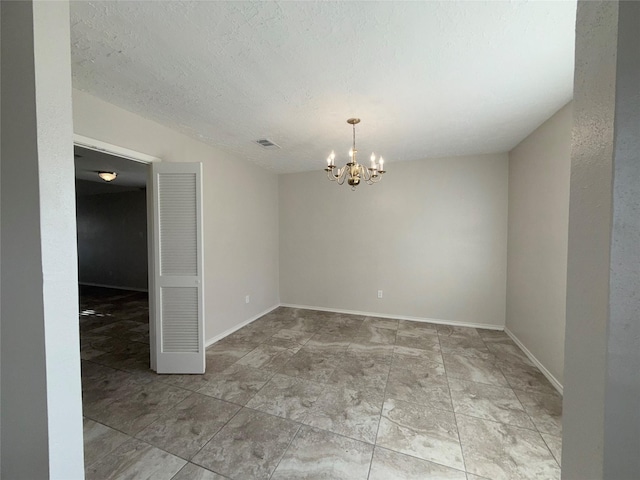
150 162 205 374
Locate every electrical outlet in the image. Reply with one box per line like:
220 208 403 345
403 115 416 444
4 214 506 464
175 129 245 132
377 290 383 299
245 295 250 304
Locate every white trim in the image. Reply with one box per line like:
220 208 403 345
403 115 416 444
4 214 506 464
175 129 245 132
73 134 161 164
279 303 504 331
79 282 148 293
205 304 280 348
504 327 564 395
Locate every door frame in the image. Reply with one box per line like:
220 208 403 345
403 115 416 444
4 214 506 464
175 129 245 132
73 134 161 370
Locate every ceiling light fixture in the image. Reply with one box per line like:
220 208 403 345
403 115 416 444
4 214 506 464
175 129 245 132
98 171 117 182
324 118 386 190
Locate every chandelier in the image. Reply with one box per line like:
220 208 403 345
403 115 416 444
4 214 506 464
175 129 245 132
324 118 386 189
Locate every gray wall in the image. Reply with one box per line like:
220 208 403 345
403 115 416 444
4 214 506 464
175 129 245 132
279 154 509 328
506 102 572 389
1 1 84 476
76 181 148 291
563 0 640 477
603 1 640 477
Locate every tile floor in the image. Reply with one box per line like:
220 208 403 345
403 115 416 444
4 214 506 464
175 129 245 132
80 287 563 480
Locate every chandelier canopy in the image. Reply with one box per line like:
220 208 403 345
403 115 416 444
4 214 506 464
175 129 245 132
324 118 386 190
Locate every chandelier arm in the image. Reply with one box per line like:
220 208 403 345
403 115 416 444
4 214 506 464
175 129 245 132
360 165 371 183
336 166 347 185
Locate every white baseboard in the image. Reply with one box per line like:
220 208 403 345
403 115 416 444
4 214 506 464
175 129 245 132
205 304 280 348
504 327 563 396
79 282 148 293
279 303 504 331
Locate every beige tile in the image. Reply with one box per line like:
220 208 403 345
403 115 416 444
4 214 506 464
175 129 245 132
347 340 395 359
245 374 325 421
135 393 240 459
316 318 363 337
377 398 464 470
393 345 444 366
235 344 298 372
278 348 341 383
355 324 397 344
514 390 563 436
304 334 351 352
83 418 130 467
303 386 383 443
457 414 561 480
272 426 373 480
397 320 439 336
90 381 192 435
498 360 559 395
327 351 391 392
265 329 314 349
284 316 324 333
80 292 566 480
362 316 399 330
196 364 273 405
477 329 514 345
386 364 452 411
192 408 299 480
486 343 534 367
369 447 467 480
448 379 535 429
85 438 186 480
443 353 509 387
171 463 227 480
396 330 442 351
439 336 492 359
541 433 562 466
437 325 480 338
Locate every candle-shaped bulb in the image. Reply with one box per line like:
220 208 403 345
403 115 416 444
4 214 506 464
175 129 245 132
349 148 353 158
379 157 384 170
330 151 335 161
370 153 376 167
327 156 332 166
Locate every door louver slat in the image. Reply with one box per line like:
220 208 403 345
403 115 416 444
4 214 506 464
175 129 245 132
161 287 199 353
158 173 197 276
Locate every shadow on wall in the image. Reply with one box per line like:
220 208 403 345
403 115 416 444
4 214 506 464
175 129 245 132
76 179 148 291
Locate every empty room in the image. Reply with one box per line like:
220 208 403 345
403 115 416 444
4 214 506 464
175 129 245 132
2 1 638 480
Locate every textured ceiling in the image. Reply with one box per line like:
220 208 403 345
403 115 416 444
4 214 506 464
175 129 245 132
70 1 576 174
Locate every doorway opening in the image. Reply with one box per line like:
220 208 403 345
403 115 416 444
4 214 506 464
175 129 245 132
75 144 153 375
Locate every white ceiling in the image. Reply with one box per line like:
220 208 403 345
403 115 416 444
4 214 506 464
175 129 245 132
70 1 576 174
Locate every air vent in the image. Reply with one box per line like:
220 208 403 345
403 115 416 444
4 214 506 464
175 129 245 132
255 138 281 149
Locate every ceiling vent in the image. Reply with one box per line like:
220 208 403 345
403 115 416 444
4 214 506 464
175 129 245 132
255 139 281 149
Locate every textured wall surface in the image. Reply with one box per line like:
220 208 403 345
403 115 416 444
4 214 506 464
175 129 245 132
76 184 149 291
280 154 508 327
563 1 618 478
73 89 280 343
506 102 572 388
603 1 640 477
1 1 84 477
